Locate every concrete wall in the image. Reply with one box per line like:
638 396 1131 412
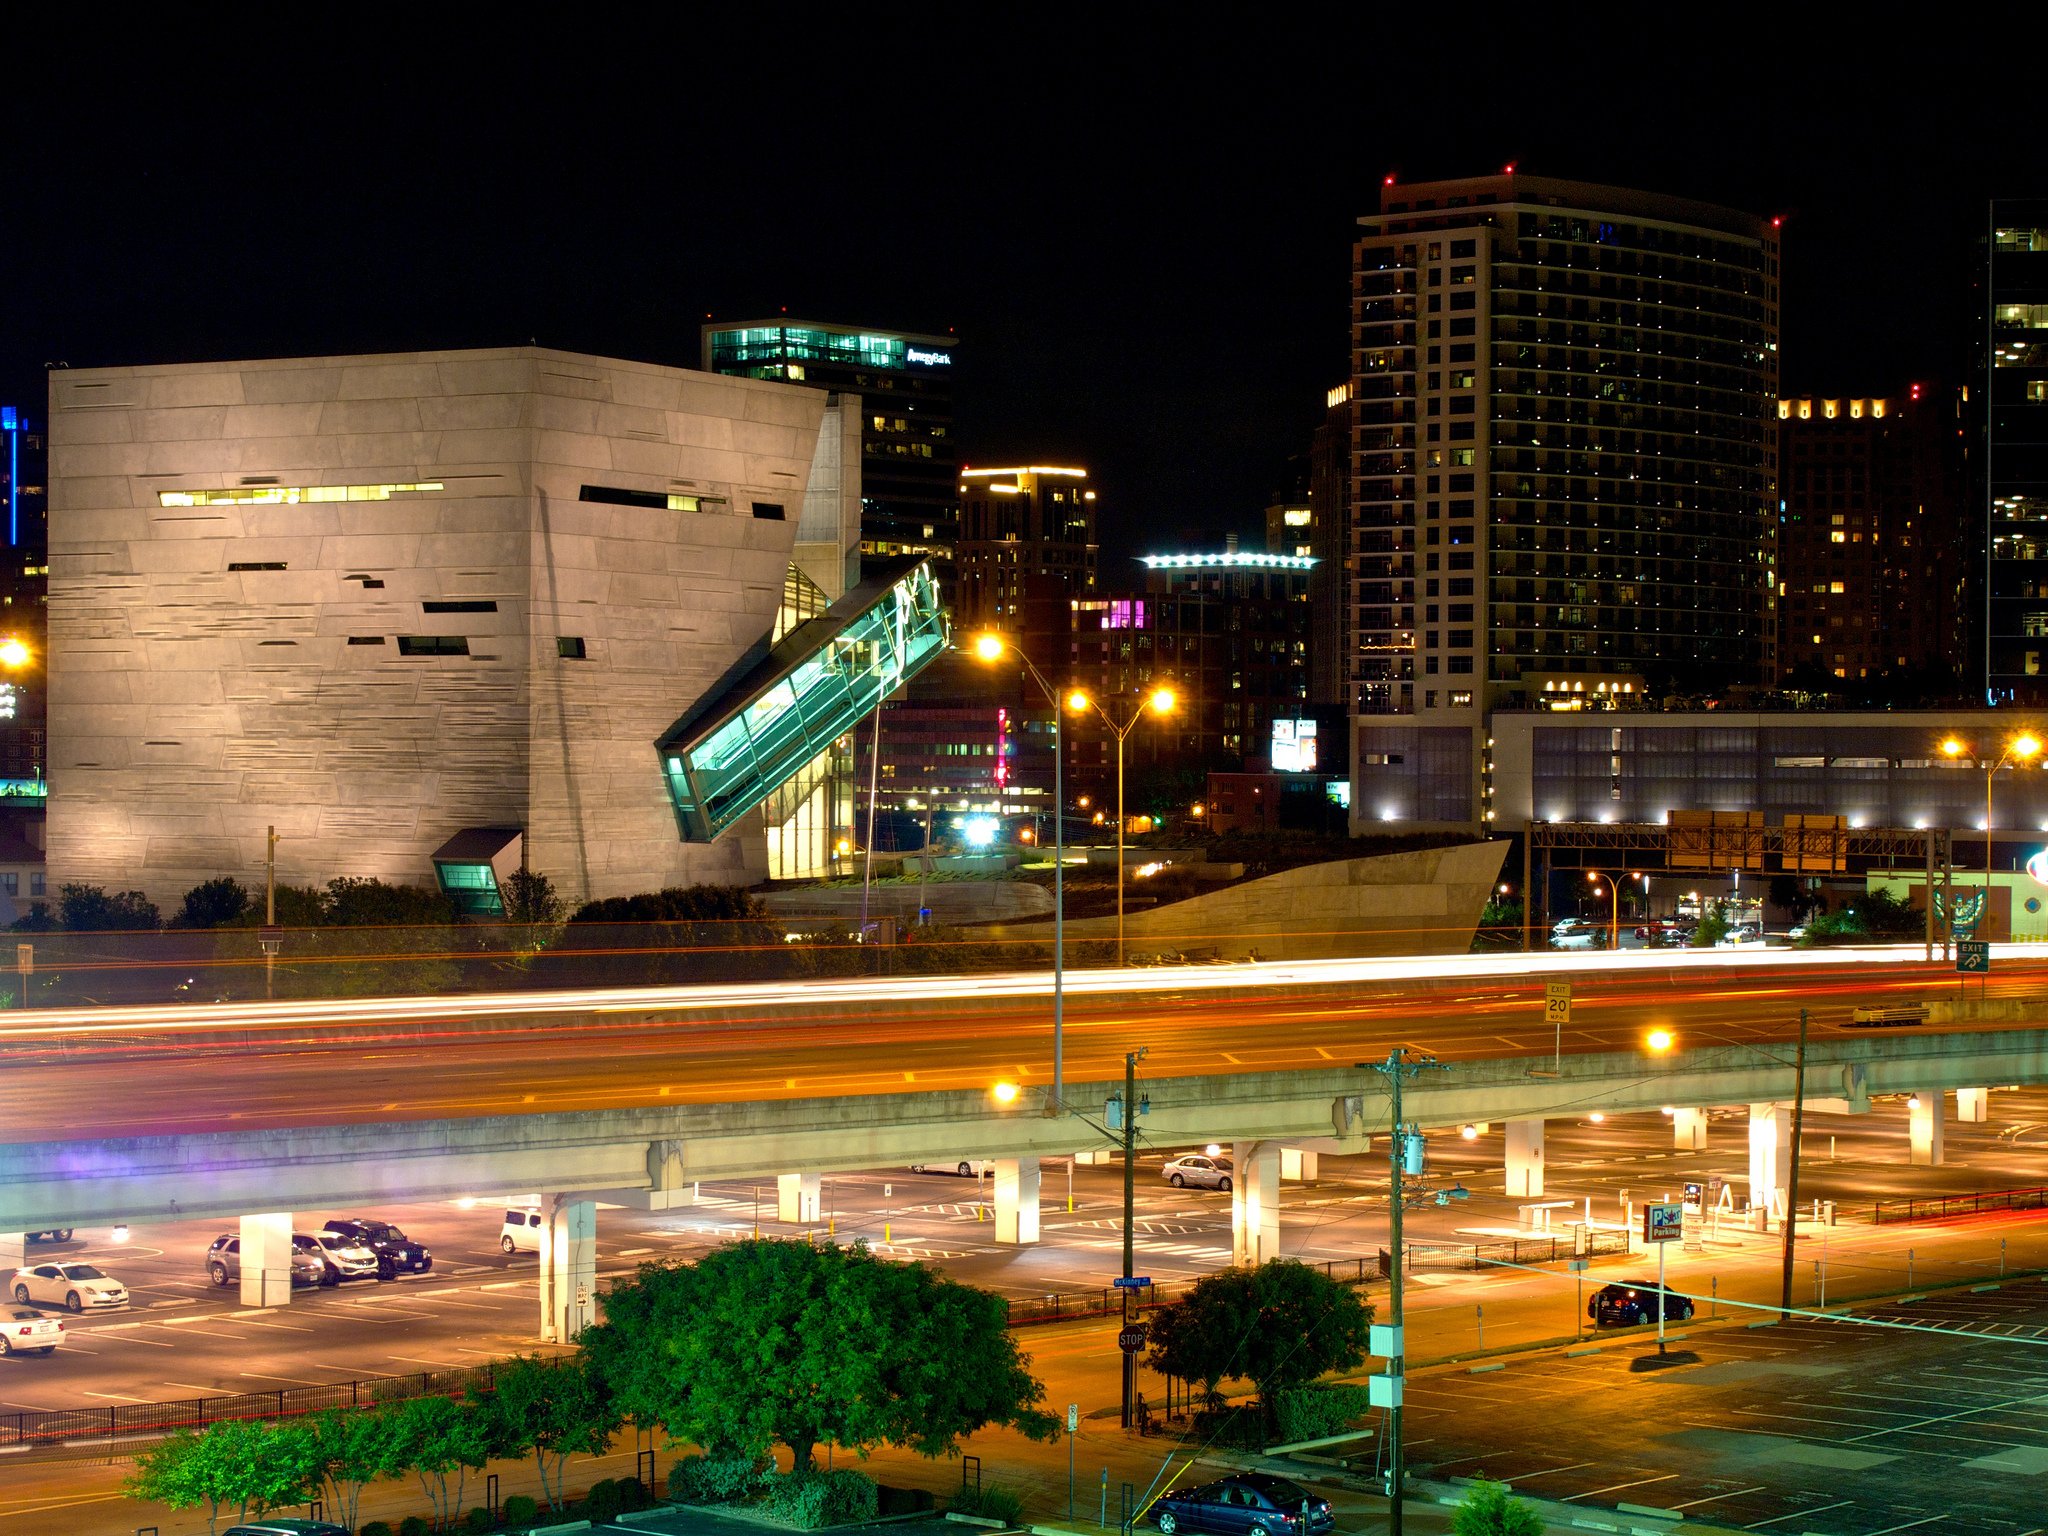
992 840 1508 959
46 348 856 908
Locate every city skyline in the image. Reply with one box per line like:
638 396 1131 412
0 26 2025 561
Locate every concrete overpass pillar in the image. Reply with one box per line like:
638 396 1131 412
1957 1088 1989 1124
1504 1119 1544 1198
543 1196 597 1343
1281 1148 1320 1182
993 1158 1041 1244
0 1233 22 1273
239 1212 294 1308
1910 1093 1946 1166
1672 1108 1708 1151
1231 1141 1281 1266
776 1173 822 1224
1748 1104 1789 1218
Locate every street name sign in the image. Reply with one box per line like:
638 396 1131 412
1113 1275 1151 1289
1643 1202 1684 1243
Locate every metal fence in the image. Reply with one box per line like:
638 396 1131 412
1408 1229 1630 1271
0 1365 489 1454
1872 1184 2048 1225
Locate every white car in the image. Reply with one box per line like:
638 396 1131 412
0 1305 64 1355
501 1208 544 1254
1551 924 1604 950
11 1261 128 1312
1161 1154 1234 1191
909 1160 993 1178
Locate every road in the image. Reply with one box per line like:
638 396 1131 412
0 946 2036 1140
12 1093 2048 1418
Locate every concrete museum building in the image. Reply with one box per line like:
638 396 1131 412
44 348 948 910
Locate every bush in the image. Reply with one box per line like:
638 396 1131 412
501 1494 538 1525
671 1451 767 1503
616 1474 651 1512
1452 1477 1544 1535
464 1508 494 1534
399 1518 431 1536
822 1469 880 1524
584 1477 622 1520
1273 1383 1374 1445
761 1471 833 1529
951 1483 1024 1524
359 1524 394 1536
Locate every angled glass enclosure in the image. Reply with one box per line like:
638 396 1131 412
658 558 948 842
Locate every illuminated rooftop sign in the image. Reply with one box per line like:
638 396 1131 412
1140 553 1317 570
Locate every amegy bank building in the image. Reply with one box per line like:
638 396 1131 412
44 348 947 912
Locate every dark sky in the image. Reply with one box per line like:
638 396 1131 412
0 23 2021 568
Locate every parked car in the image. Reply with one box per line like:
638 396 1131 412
907 1160 993 1177
10 1261 127 1312
221 1520 352 1536
1150 1474 1334 1536
1161 1154 1234 1191
1551 923 1604 950
301 1231 378 1285
501 1208 544 1254
0 1305 64 1355
26 1228 73 1243
318 1217 433 1279
205 1233 326 1289
1588 1280 1695 1327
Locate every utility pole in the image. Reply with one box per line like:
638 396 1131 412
260 825 282 1001
1120 1045 1147 1428
1363 1048 1446 1536
1779 1007 1809 1318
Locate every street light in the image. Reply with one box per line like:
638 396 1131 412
1584 868 1646 951
1066 686 1177 965
972 633 1069 1113
1940 730 2042 930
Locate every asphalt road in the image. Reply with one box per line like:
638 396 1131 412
12 1094 2048 1418
0 950 2036 1140
1404 1283 2048 1535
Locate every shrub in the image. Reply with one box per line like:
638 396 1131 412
822 1469 880 1524
952 1483 1024 1524
761 1471 833 1529
1273 1383 1374 1445
501 1494 538 1525
671 1451 767 1503
616 1475 651 1512
583 1477 622 1520
464 1508 494 1534
399 1518 431 1536
1452 1477 1544 1535
359 1524 394 1536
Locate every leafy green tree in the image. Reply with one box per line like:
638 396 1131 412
124 1419 319 1534
1693 898 1731 948
382 1393 492 1531
582 1239 1054 1474
1144 1261 1371 1426
1452 1477 1545 1535
179 877 253 929
562 884 786 983
322 876 460 927
475 1354 619 1513
58 882 162 932
300 1406 393 1532
500 868 565 927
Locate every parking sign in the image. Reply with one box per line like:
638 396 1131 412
1643 1202 1684 1243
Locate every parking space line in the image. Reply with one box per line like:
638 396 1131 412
1562 1473 1681 1501
1741 1499 1854 1528
1861 1517 1949 1535
1668 1485 1767 1511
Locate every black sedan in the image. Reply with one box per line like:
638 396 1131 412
1588 1280 1695 1327
1150 1475 1334 1536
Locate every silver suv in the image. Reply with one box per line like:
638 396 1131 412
303 1232 378 1285
206 1234 325 1289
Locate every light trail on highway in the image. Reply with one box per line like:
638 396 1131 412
0 944 2041 1141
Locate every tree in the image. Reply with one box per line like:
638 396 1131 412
1767 876 1825 928
382 1393 493 1531
124 1419 319 1534
475 1354 619 1513
1452 1477 1545 1535
1144 1261 1371 1426
300 1406 393 1532
581 1239 1054 1474
1693 899 1731 948
58 882 162 932
179 877 253 929
322 876 460 927
500 868 565 927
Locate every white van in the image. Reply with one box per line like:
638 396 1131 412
500 1208 543 1254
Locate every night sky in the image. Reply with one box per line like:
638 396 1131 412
0 25 2020 567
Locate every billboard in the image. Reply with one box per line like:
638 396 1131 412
1271 717 1317 773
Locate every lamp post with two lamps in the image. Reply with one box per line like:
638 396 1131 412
1584 869 1647 952
971 633 1070 1113
1066 686 1177 965
1939 730 2042 928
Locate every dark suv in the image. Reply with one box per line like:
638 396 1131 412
318 1217 433 1280
1589 1280 1695 1328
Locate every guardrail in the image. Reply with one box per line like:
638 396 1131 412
1872 1184 2048 1224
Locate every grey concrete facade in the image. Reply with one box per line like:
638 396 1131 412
45 348 862 907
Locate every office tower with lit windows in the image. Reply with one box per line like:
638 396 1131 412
1983 202 2048 703
955 465 1098 632
702 319 957 597
1349 172 1779 829
1776 390 1962 693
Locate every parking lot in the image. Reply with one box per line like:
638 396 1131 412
1405 1280 2048 1534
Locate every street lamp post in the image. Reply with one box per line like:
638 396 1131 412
1941 731 2041 933
1585 868 1645 952
1067 687 1177 965
973 634 1068 1113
